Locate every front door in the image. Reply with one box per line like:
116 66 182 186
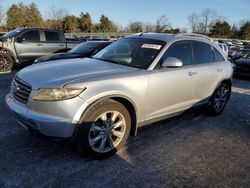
145 41 198 121
15 30 43 62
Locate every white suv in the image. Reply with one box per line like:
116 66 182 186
6 33 233 158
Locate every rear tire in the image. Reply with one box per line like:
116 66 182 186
76 99 131 159
0 51 13 73
207 83 231 116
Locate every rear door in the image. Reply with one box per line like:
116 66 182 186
145 41 198 121
15 30 43 62
192 41 225 101
41 30 66 54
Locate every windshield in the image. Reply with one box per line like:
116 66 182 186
92 38 166 69
244 53 250 59
69 42 104 55
2 28 25 39
238 50 250 56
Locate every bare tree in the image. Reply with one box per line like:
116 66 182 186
128 21 144 33
200 8 217 34
47 5 69 21
188 13 199 33
0 6 6 26
188 9 218 34
145 23 154 32
45 6 69 30
155 15 171 33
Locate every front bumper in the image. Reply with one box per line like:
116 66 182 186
5 94 85 138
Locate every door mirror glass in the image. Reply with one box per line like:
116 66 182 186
162 57 183 68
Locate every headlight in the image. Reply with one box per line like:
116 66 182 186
33 88 85 101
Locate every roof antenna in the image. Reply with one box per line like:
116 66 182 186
139 32 144 37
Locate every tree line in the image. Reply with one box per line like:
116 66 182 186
0 2 250 40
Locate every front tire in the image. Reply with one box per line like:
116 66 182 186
0 52 13 73
207 83 231 116
76 99 131 159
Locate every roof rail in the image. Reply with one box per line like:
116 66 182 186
175 33 213 42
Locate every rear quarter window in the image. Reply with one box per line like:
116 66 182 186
45 31 60 42
214 48 225 62
193 41 214 64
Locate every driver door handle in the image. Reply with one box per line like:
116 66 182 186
36 43 43 46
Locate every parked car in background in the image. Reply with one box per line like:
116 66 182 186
218 43 229 58
233 52 250 77
232 39 244 47
228 46 238 59
0 28 82 72
6 33 233 158
34 41 112 64
231 48 250 62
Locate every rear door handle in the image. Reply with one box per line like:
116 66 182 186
58 44 65 47
188 71 197 76
217 68 223 73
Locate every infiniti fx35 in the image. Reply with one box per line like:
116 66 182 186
6 33 233 158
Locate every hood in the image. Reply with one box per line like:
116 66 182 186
234 58 250 68
36 53 83 63
17 58 139 89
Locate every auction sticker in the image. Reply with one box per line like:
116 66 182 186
141 44 162 50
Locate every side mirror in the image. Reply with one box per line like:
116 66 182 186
16 36 24 43
162 57 183 68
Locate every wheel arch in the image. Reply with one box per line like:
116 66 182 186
214 78 232 100
110 96 138 136
72 94 139 141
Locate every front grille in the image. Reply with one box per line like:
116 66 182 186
11 77 32 104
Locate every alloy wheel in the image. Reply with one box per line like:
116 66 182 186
88 111 126 153
213 85 229 113
0 56 11 72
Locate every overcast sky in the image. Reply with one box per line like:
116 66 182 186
1 0 250 29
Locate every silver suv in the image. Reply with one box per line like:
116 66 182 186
6 33 233 158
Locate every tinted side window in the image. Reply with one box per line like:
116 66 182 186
45 31 60 42
193 41 214 64
22 30 40 42
162 41 193 66
214 48 225 62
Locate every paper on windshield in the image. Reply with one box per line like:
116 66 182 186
141 44 162 50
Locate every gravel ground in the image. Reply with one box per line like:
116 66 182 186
0 70 250 188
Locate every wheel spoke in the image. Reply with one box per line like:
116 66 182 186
98 136 107 152
214 102 220 110
222 90 229 98
90 124 103 132
89 134 103 146
111 111 119 122
112 130 123 138
100 113 108 126
101 113 107 121
112 120 124 129
221 98 227 102
107 135 114 148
